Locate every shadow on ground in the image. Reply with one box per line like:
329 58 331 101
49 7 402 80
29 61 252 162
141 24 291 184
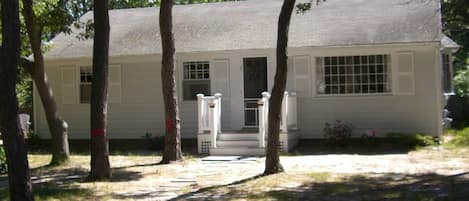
0 183 94 201
170 172 469 201
291 139 421 155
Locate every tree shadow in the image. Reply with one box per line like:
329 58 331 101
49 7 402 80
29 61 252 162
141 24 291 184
292 139 422 155
0 184 95 200
168 172 469 201
168 174 264 201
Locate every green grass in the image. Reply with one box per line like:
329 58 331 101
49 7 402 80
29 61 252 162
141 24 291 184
445 127 469 147
308 172 331 181
0 185 94 201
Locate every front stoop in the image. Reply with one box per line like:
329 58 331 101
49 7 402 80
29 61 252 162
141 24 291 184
197 130 299 156
210 147 265 156
210 132 264 156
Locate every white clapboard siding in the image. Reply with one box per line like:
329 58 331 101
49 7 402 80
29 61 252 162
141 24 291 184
211 59 230 98
293 55 312 97
61 66 76 104
396 52 415 95
109 65 122 103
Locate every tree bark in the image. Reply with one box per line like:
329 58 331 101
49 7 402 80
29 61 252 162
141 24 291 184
159 0 183 164
89 0 111 180
0 0 35 199
21 0 70 166
264 0 296 175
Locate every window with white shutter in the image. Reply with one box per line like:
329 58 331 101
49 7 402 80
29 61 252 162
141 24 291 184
396 52 415 95
109 65 122 103
442 53 454 94
293 56 312 97
183 61 211 100
61 67 76 104
211 59 230 99
79 66 92 104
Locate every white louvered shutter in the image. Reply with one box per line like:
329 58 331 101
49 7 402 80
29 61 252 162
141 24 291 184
61 67 76 104
396 52 415 95
286 57 295 92
293 56 312 97
211 59 230 99
109 65 122 103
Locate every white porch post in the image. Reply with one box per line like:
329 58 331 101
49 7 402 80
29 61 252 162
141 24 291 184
214 93 222 134
258 92 270 148
280 92 289 133
208 100 218 148
197 94 205 134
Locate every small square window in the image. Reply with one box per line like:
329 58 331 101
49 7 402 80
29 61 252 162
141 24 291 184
183 61 210 100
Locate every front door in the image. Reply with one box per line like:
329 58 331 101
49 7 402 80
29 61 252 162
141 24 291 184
243 57 268 127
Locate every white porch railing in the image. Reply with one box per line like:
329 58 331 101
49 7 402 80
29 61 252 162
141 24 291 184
257 92 270 148
281 92 298 132
258 91 297 148
197 93 222 148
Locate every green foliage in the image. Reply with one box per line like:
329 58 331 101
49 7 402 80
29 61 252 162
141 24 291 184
323 120 353 146
27 131 46 151
0 146 7 174
141 133 165 150
442 0 469 98
445 127 469 147
385 133 438 149
454 67 469 97
16 72 33 112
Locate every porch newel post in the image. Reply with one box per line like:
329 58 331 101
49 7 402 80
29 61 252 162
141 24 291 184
214 93 222 134
259 92 270 148
281 91 289 132
258 99 265 148
197 94 204 134
208 100 217 148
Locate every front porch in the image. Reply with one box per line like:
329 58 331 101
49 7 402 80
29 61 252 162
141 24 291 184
196 92 299 156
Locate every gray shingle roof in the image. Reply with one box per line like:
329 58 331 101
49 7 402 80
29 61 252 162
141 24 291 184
45 0 443 59
441 35 459 49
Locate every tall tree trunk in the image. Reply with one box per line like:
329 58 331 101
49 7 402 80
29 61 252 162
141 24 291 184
159 0 183 164
264 0 296 175
22 0 70 166
89 0 111 180
0 0 35 199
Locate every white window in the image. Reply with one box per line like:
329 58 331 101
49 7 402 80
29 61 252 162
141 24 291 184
316 55 391 95
183 61 210 100
79 66 92 103
442 53 454 94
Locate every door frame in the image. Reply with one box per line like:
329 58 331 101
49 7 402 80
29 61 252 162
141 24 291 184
241 56 269 127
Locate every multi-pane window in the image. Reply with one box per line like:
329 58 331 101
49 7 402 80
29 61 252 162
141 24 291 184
79 66 92 103
316 55 391 95
442 53 454 94
183 61 210 100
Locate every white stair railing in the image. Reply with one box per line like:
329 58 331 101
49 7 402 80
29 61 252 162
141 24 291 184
197 93 222 148
280 92 298 132
258 92 270 148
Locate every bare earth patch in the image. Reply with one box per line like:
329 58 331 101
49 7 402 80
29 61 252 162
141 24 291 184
1 148 469 200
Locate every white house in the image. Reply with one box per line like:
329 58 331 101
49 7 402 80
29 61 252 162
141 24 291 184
34 0 458 155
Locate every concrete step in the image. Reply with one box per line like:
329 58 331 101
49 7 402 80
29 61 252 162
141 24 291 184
210 147 265 156
218 133 258 141
217 140 259 147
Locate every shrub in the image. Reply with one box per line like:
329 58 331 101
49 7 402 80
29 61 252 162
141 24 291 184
0 146 7 174
361 129 378 146
324 120 353 146
385 133 438 148
26 131 45 151
446 127 469 147
141 133 165 150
